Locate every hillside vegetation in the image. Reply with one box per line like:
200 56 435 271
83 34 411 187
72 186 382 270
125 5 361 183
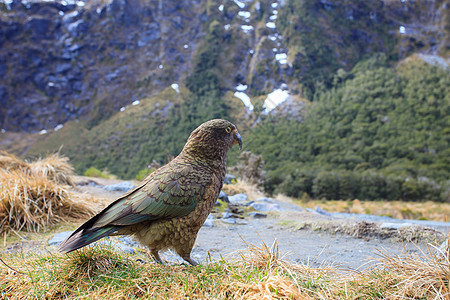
246 56 449 202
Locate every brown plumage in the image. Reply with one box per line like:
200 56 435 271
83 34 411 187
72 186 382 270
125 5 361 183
59 119 242 265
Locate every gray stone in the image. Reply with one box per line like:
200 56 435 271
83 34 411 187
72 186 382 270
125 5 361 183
117 236 140 247
248 212 267 219
315 206 332 216
250 202 281 212
104 181 135 192
203 219 214 228
380 222 413 230
48 231 72 246
222 211 233 219
255 197 274 203
219 190 229 203
114 242 135 254
222 218 236 224
224 173 237 184
228 193 248 204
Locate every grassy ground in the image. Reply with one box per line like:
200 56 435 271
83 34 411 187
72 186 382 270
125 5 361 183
1 239 448 299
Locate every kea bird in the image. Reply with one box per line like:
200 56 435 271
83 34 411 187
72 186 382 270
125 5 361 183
59 119 242 266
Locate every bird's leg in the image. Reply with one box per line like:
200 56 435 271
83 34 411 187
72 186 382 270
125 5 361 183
150 250 164 265
182 256 198 266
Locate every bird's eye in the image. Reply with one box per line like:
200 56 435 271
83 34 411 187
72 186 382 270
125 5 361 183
225 127 232 133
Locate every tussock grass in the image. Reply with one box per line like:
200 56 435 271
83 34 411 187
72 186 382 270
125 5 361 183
0 151 92 234
0 151 29 172
1 237 448 299
0 170 93 234
28 153 75 186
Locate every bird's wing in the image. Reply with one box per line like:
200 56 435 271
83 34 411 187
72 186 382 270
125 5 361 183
93 165 205 227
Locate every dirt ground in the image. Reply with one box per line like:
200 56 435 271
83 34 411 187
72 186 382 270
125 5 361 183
67 178 446 270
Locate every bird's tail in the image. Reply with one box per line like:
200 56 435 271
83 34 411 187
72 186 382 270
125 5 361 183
59 225 119 253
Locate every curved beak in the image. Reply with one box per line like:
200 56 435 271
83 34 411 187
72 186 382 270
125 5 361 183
234 132 242 150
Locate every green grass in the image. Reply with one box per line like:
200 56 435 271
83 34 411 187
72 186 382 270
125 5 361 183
1 239 448 299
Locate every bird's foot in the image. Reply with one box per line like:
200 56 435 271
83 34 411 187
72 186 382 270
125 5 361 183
182 256 198 266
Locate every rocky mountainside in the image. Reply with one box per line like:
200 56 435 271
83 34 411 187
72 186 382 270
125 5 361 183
1 0 448 132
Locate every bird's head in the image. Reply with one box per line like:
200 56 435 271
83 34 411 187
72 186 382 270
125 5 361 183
182 119 242 160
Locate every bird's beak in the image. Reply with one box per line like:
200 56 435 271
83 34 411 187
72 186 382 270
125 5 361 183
234 131 242 150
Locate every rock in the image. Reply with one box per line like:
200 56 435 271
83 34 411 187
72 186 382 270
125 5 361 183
48 231 72 246
117 236 140 247
222 211 233 219
248 212 267 219
104 181 135 192
315 206 332 216
113 242 135 254
203 219 214 228
219 190 229 203
228 193 248 204
224 174 237 184
250 202 281 212
255 197 274 202
215 200 221 206
222 218 236 224
306 208 315 213
380 222 413 230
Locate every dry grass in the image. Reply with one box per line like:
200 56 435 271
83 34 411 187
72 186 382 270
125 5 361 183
28 153 75 186
0 170 94 234
222 180 264 201
0 151 29 172
296 198 450 222
0 151 93 234
1 236 448 299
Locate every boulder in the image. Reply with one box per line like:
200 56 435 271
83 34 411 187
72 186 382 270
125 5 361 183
250 202 281 212
48 231 72 246
104 181 135 192
218 190 229 203
228 193 248 204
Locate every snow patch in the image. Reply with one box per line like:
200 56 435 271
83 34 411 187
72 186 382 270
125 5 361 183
224 24 231 30
59 11 64 16
399 26 406 34
1 129 5 133
54 124 64 131
171 83 180 93
266 22 276 29
249 50 254 54
236 84 248 92
39 129 48 135
76 1 85 7
272 10 278 15
234 92 254 110
268 35 277 41
48 82 55 87
238 11 251 19
264 89 289 113
271 3 278 8
269 15 277 21
120 107 126 112
218 4 224 11
132 100 140 106
233 0 245 9
276 53 288 64
159 64 163 69
184 44 189 49
241 25 254 32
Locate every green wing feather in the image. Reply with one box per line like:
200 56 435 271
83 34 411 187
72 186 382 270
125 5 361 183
93 164 203 227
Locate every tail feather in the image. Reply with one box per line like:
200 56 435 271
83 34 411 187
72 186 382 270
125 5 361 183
59 226 119 253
